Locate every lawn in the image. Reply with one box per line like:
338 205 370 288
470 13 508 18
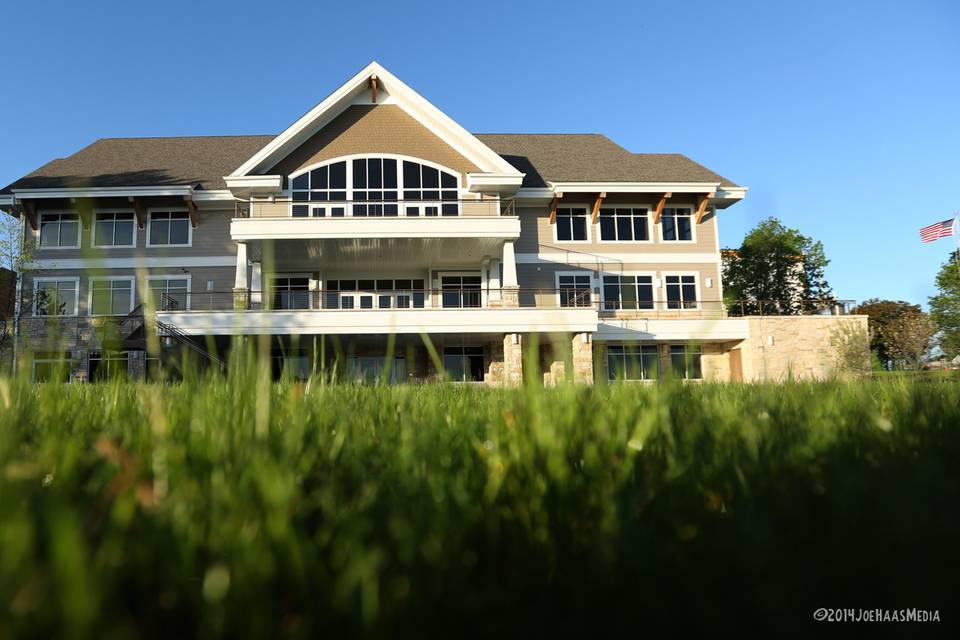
0 365 957 637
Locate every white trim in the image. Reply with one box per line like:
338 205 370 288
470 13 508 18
595 204 654 244
552 206 591 244
14 186 193 199
547 182 721 193
90 209 137 249
27 255 237 270
661 271 701 312
32 276 80 317
554 270 593 308
88 276 137 317
231 62 521 178
223 175 283 194
231 216 520 241
595 319 748 342
466 172 524 194
191 190 236 202
146 208 193 248
145 274 192 311
36 211 82 250
657 206 697 244
599 270 657 312
0 194 15 207
515 251 721 265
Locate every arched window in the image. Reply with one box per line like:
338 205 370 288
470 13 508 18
290 156 460 218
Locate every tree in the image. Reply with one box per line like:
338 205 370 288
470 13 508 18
0 213 30 357
929 250 960 359
852 299 924 367
722 217 833 315
883 309 935 370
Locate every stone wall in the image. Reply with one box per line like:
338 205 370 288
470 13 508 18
739 315 869 381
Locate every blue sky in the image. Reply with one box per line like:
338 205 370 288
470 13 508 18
2 0 958 305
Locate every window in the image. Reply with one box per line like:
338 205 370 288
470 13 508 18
557 273 592 307
670 344 702 380
555 208 589 242
32 354 70 383
661 208 693 241
346 356 408 384
352 158 399 216
443 346 485 382
270 277 311 310
665 275 698 309
34 279 78 316
148 278 190 311
599 207 649 242
292 160 348 217
90 278 135 315
93 211 135 247
402 160 458 216
602 275 654 311
39 213 80 248
148 211 191 246
607 345 659 381
440 275 481 308
89 351 129 382
289 157 460 217
325 279 425 310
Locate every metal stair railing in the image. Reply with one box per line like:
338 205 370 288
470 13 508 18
154 317 224 368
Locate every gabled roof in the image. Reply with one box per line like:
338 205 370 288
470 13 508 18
475 134 737 188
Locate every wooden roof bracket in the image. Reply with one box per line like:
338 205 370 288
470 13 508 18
128 196 145 229
590 192 606 225
20 199 38 231
695 192 716 225
370 75 378 104
71 197 94 228
184 195 198 228
548 194 559 225
652 192 672 224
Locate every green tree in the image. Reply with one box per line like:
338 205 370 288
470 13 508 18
722 217 833 315
852 299 924 367
929 250 960 359
884 309 935 370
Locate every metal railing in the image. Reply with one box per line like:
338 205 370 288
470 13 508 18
234 198 515 219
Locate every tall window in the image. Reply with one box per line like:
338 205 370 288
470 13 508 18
148 278 190 311
607 345 659 381
558 274 592 307
291 161 347 217
555 208 589 241
39 213 80 248
443 346 485 382
670 344 702 380
270 277 311 310
90 278 134 316
665 275 697 309
325 279 426 310
149 211 191 246
34 279 78 316
289 157 459 217
94 212 135 247
661 208 693 241
353 158 399 216
599 207 649 241
602 275 654 311
346 356 407 384
441 275 481 308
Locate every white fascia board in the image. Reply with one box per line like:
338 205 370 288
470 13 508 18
27 255 237 270
230 216 521 241
546 182 722 194
12 186 194 199
514 188 556 203
223 175 283 192
595 318 749 342
0 194 14 208
192 190 236 202
231 61 523 178
516 252 721 265
466 173 525 193
157 307 599 336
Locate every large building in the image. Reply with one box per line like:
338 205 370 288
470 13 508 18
0 62 864 383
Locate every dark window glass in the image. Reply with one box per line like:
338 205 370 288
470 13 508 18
383 159 397 188
670 345 702 379
599 215 615 240
422 166 439 189
292 174 309 190
353 159 366 188
330 162 346 188
292 205 309 217
441 172 456 188
403 161 420 188
369 159 382 188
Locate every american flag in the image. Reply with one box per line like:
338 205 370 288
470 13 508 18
919 216 957 243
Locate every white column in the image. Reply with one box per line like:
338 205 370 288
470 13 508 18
234 242 248 289
502 241 518 288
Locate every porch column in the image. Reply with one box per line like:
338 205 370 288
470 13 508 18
488 257 502 306
501 241 518 308
233 242 249 310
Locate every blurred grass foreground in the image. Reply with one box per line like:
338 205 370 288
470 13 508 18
0 361 957 637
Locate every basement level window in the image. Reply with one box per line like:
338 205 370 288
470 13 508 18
670 344 702 380
661 208 693 241
555 208 589 241
607 345 659 381
443 346 485 382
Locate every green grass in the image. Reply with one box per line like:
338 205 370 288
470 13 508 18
0 362 958 637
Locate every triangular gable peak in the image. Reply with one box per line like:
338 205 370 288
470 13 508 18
226 62 523 196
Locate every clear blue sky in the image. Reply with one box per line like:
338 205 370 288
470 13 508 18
2 0 958 305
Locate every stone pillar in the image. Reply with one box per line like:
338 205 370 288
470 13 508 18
501 242 519 308
127 350 146 381
572 332 594 383
503 333 523 387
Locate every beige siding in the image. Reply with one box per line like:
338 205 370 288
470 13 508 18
268 105 481 180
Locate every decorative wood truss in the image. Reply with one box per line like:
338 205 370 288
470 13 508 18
184 195 199 228
128 196 145 229
652 192 672 224
369 75 378 104
695 191 716 224
590 192 606 224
